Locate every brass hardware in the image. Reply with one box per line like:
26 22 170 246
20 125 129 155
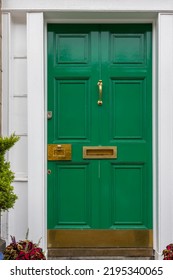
47 169 51 175
97 80 103 105
47 111 52 120
47 229 153 248
83 146 117 159
48 144 72 161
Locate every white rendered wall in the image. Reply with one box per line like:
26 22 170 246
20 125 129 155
1 13 28 242
1 1 173 259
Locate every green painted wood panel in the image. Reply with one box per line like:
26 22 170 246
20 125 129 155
111 80 144 139
111 34 144 64
56 34 89 64
111 165 144 226
55 164 91 228
55 80 89 139
47 24 152 231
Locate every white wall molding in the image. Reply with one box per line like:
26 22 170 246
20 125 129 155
27 12 46 248
157 13 173 258
2 0 173 12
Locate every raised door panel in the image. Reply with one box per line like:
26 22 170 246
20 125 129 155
56 34 89 64
54 164 91 229
111 33 145 65
110 165 145 228
54 79 90 140
110 79 145 140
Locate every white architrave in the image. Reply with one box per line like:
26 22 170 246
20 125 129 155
157 13 173 258
27 12 159 256
27 13 46 249
2 0 173 12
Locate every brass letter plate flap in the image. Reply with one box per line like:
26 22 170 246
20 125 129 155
48 144 72 161
83 146 117 159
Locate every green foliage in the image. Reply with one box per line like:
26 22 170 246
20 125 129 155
0 134 19 211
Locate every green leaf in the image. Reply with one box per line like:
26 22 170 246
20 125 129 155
0 134 19 211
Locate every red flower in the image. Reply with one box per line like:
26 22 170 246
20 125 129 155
24 253 30 260
166 244 173 251
163 244 173 260
16 251 26 260
3 236 46 260
28 242 34 251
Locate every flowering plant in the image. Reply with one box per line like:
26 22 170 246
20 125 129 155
162 244 173 260
3 234 46 260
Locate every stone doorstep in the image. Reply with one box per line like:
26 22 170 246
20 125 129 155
48 257 154 260
48 248 154 259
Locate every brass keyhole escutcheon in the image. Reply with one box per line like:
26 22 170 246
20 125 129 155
47 169 51 175
97 100 103 105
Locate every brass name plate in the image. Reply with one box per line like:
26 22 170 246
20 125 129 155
83 146 117 159
48 144 72 161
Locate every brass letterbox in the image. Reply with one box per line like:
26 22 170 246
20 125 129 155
83 146 117 159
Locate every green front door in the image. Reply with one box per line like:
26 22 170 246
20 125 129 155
47 24 152 248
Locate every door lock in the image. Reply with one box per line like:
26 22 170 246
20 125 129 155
48 144 72 161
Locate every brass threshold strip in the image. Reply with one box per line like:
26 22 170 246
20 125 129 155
48 229 153 248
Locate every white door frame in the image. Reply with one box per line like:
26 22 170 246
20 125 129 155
26 11 173 260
